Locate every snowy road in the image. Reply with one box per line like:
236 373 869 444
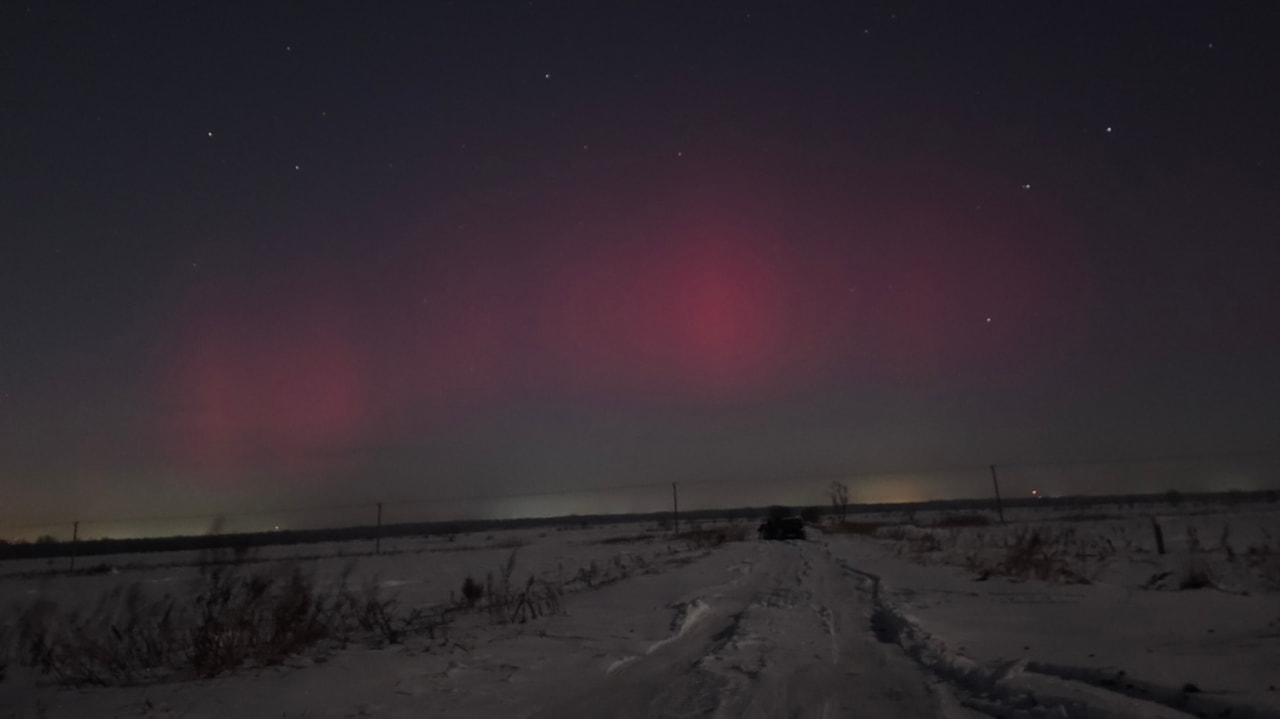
527 540 950 719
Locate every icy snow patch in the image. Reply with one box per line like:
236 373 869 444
605 655 639 675
647 598 710 654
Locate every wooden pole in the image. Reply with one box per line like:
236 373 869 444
672 482 679 536
375 502 383 555
989 465 1005 524
69 520 79 571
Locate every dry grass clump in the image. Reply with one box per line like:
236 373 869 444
460 541 724 623
988 528 1097 584
845 503 1280 592
1143 521 1280 592
565 551 654 590
4 556 447 686
450 546 681 628
878 525 944 554
1241 526 1280 589
455 549 561 625
873 522 1116 584
493 573 561 624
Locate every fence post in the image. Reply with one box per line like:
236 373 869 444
989 465 1005 524
375 502 383 555
69 520 79 571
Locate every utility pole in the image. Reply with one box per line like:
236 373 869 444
375 502 383 555
672 482 679 535
69 520 79 572
989 464 1005 524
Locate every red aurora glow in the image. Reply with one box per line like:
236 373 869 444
156 172 1092 476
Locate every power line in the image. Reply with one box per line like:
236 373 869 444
3 447 1277 533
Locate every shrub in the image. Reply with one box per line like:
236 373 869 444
505 575 561 624
465 549 561 624
986 528 1094 584
461 576 484 607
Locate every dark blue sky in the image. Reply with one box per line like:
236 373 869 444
2 2 1278 529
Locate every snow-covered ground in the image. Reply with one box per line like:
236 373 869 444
0 523 698 615
825 500 1280 718
2 500 1278 718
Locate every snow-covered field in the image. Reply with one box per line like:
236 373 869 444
2 499 1278 718
826 500 1280 718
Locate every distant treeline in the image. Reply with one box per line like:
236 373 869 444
1 488 1275 562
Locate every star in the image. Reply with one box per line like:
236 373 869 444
1021 183 1031 190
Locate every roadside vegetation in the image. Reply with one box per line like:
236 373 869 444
828 500 1280 591
1 522 760 688
3 550 450 686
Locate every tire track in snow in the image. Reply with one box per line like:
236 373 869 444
531 540 946 718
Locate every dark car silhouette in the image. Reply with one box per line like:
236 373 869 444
758 516 806 540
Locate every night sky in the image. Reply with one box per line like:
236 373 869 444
3 2 1279 533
